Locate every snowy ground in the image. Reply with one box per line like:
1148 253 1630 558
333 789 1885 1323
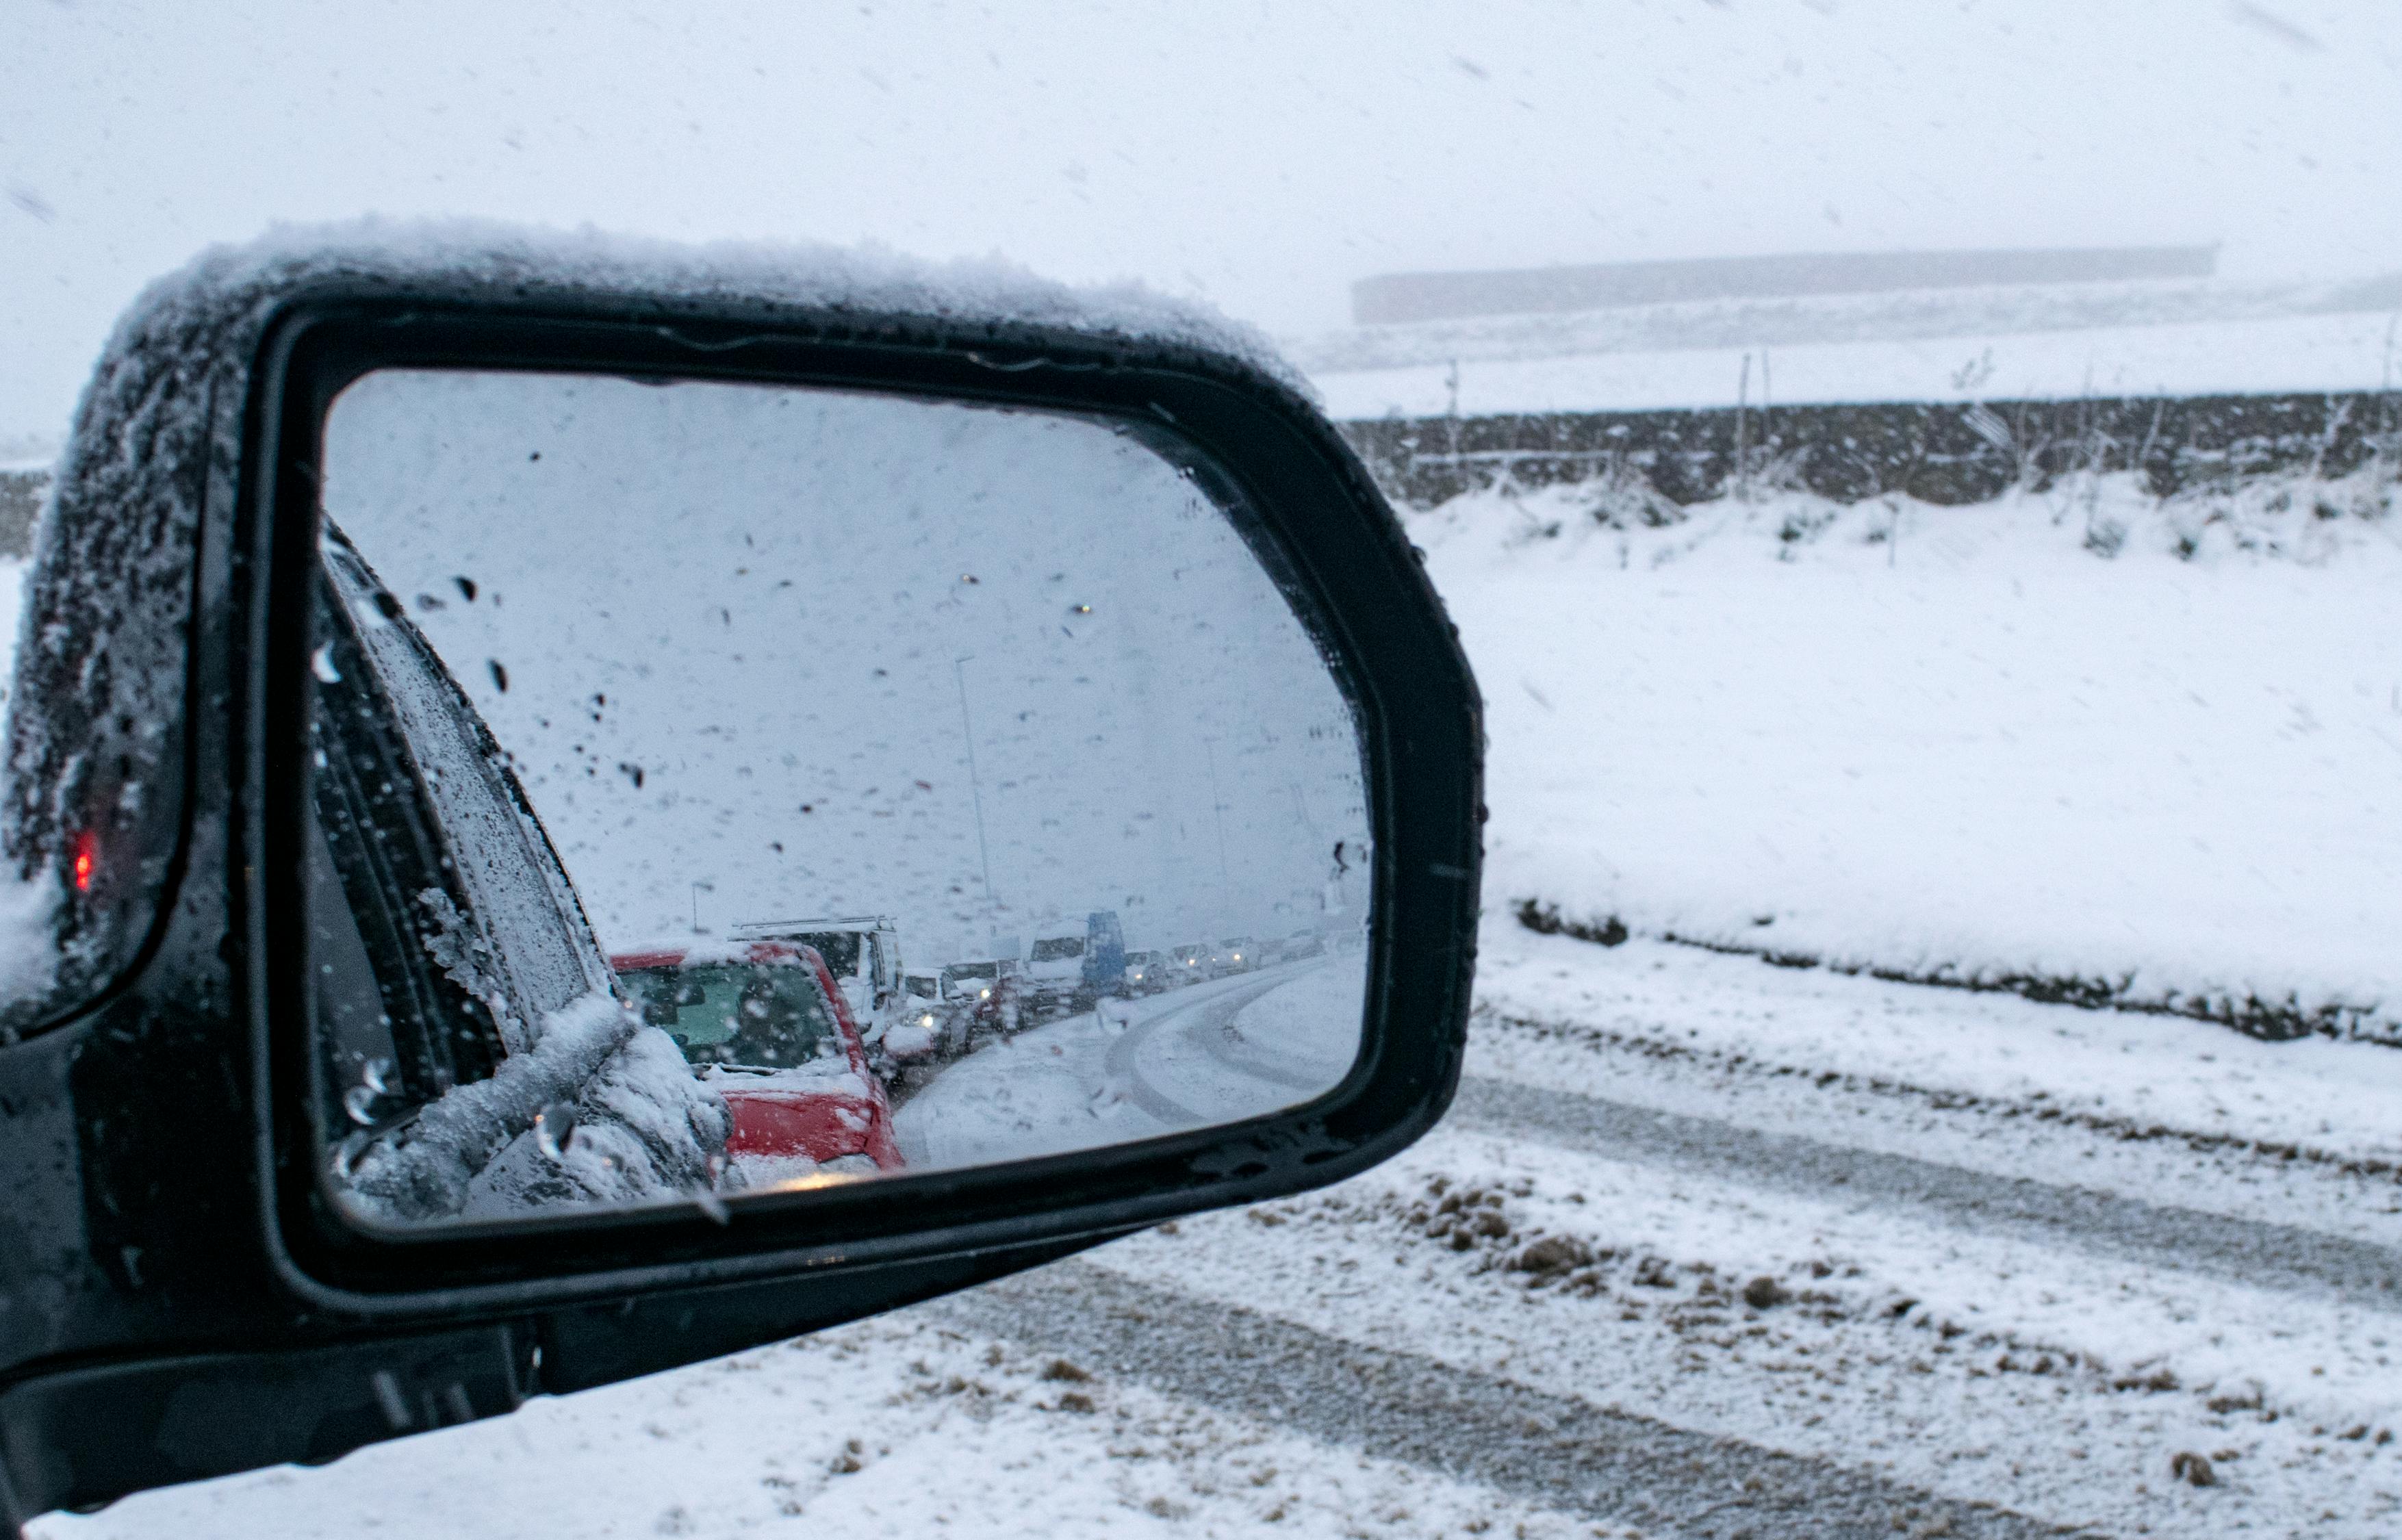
1425 463 2402 1040
44 914 2402 1539
895 958 1361 1169
1296 271 2402 419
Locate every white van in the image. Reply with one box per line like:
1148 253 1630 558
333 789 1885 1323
730 914 903 1046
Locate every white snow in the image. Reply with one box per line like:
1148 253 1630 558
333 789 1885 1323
1092 1145 2402 1538
700 1062 873 1101
146 216 1314 398
893 960 1363 1170
726 1151 823 1188
29 1308 1591 1540
1474 918 2402 1175
877 1022 938 1059
343 992 728 1224
1427 463 2402 1041
1111 961 1359 1125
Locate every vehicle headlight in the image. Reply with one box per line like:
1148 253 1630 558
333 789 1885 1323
980 988 991 999
919 1012 935 1027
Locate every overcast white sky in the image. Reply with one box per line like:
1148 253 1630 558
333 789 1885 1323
5 1 2398 448
325 374 1368 962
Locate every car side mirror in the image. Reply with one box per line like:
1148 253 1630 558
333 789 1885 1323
0 227 1480 1524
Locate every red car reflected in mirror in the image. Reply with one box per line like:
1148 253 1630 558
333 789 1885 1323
609 940 903 1181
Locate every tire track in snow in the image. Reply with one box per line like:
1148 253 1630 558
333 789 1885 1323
1485 1005 2402 1184
1449 1075 2402 1308
935 1260 2080 1540
1195 973 1340 1092
1103 971 1298 1122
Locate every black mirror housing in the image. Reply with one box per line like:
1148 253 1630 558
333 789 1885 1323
0 227 1481 1524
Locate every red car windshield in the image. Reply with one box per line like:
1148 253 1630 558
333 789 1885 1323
623 961 845 1072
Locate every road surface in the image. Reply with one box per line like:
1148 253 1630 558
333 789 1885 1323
892 957 1359 1170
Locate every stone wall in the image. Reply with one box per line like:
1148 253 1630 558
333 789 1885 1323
1340 390 2402 510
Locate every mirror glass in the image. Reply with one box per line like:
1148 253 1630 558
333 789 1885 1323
307 369 1371 1227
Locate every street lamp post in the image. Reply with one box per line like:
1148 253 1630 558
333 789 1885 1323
954 655 995 909
1202 736 1234 931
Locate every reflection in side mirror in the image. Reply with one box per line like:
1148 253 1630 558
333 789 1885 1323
309 372 1371 1225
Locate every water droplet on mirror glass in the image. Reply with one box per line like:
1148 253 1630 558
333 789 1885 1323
534 1101 578 1160
330 1131 370 1182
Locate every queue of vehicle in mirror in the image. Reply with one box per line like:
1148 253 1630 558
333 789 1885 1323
597 912 1361 1188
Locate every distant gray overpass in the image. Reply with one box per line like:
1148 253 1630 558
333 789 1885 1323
1351 246 2221 328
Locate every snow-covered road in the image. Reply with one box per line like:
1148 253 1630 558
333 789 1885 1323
893 958 1360 1170
44 916 2402 1539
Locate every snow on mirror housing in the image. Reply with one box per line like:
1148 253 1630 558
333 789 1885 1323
307 368 1375 1226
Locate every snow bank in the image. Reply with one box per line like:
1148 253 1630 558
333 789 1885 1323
1428 461 2402 1042
1473 919 2402 1168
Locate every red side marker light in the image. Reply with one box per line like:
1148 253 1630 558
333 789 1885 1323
71 831 97 893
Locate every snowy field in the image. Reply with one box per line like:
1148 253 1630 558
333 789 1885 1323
1298 270 2402 420
1427 462 2402 1040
